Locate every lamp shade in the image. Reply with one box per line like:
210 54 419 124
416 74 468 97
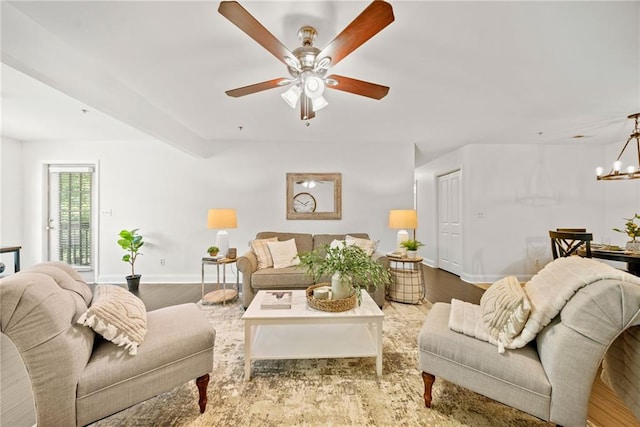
207 209 237 229
388 209 417 229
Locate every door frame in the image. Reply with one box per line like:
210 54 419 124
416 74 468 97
45 162 99 283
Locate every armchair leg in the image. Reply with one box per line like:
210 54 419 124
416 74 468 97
196 374 210 413
422 371 435 408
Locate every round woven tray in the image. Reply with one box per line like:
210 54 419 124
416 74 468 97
306 283 356 312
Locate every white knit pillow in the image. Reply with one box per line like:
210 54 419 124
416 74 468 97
267 238 300 269
480 276 530 348
250 237 278 269
77 285 147 355
345 235 378 256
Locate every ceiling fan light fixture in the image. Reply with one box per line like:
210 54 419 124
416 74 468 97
304 75 325 99
311 95 328 111
284 56 302 72
281 85 302 109
315 57 331 72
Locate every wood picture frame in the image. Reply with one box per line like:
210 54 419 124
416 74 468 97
286 172 342 220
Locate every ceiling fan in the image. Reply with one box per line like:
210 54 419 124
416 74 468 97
218 0 394 120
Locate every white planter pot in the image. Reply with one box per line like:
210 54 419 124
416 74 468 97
407 250 417 259
331 272 353 300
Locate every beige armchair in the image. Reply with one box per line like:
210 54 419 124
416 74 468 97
418 274 640 426
0 262 215 426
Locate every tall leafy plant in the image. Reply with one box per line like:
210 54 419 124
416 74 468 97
118 229 144 277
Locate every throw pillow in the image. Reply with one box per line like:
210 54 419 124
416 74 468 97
267 238 301 269
77 285 147 356
480 276 531 348
329 239 346 249
250 237 278 269
345 235 378 256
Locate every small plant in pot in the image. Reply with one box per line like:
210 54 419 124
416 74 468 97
207 246 220 256
400 239 424 258
297 242 391 304
613 213 640 252
118 228 144 291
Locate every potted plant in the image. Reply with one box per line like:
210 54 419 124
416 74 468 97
207 246 220 256
613 213 640 252
401 239 424 258
117 228 144 291
297 242 391 303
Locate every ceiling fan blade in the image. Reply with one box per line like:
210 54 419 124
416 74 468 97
325 74 389 100
218 1 297 67
225 78 287 98
317 0 394 67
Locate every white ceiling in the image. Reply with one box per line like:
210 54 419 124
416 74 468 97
2 1 639 165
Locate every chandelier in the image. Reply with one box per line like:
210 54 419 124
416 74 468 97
596 113 640 180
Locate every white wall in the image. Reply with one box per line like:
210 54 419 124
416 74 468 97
0 137 23 274
13 138 415 283
416 143 640 283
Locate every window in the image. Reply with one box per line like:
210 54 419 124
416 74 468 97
48 165 94 270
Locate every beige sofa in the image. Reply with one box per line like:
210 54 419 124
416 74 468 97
237 232 390 308
0 262 215 426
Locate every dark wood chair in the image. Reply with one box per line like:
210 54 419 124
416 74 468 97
549 230 593 259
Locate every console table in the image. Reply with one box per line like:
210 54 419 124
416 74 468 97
0 246 21 273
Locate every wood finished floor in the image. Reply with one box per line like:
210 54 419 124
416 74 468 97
1 267 638 426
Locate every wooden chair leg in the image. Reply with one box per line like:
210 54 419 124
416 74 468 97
196 374 210 413
422 371 435 408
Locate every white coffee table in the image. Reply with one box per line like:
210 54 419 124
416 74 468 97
242 289 384 380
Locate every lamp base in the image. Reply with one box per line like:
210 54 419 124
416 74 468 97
217 230 229 258
397 230 409 252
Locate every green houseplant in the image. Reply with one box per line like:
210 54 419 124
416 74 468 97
118 228 144 291
401 239 424 258
613 213 640 251
297 242 391 303
207 246 220 256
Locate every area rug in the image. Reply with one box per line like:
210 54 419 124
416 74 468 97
93 299 554 426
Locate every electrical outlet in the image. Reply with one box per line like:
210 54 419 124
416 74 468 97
160 258 166 266
535 259 540 268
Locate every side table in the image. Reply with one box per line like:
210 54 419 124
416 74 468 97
201 257 239 305
387 255 425 304
0 246 21 273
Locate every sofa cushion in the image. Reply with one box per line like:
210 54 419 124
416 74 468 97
256 232 313 254
252 266 313 289
250 237 278 269
267 238 301 269
77 285 147 356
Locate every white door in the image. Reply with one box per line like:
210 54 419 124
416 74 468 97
47 164 96 282
438 170 462 275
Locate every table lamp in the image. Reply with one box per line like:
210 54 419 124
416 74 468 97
207 208 237 257
388 209 417 251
